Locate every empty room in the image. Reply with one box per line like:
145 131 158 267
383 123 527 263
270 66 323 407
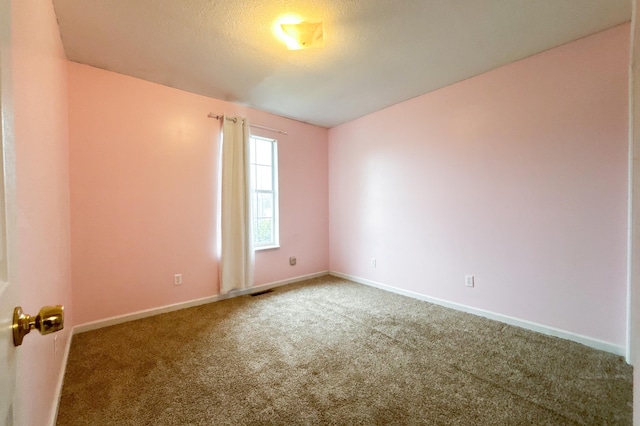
1 0 639 424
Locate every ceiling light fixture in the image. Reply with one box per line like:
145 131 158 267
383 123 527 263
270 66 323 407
274 15 324 50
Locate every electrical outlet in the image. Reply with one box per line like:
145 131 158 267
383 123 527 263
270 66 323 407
289 256 297 266
371 258 377 268
465 275 474 288
174 274 183 286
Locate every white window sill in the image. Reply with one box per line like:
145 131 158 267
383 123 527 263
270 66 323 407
255 245 280 252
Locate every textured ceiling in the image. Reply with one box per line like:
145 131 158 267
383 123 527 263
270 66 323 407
52 0 631 128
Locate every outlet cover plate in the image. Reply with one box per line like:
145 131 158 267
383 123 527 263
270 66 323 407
465 275 474 287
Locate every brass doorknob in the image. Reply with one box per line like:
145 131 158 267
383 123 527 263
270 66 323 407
12 305 64 346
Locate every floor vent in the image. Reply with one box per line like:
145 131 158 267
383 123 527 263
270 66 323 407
250 289 274 297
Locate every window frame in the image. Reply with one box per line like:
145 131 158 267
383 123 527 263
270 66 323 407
249 135 279 250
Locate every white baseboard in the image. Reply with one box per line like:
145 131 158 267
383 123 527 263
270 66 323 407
70 268 625 355
49 330 73 426
73 270 329 335
329 271 625 357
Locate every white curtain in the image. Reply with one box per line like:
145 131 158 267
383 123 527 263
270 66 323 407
219 116 254 294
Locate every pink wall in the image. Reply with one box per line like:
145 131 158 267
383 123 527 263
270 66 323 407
11 1 73 425
329 24 630 347
68 63 329 325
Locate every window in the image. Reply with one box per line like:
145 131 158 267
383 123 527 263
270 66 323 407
249 135 279 249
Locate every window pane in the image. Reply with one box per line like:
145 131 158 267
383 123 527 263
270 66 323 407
249 136 278 247
250 138 256 165
255 139 272 166
250 163 257 191
256 218 273 244
253 218 258 239
256 165 272 191
258 193 273 218
251 193 258 217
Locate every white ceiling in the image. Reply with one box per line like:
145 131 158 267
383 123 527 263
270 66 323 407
52 0 631 128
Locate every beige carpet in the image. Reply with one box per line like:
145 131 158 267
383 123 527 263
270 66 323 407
56 275 632 425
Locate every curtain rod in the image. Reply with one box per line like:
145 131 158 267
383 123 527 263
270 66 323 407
207 113 288 135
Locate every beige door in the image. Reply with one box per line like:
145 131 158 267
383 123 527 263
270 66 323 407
0 1 19 424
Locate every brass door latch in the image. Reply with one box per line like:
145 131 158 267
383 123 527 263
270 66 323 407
12 305 64 346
